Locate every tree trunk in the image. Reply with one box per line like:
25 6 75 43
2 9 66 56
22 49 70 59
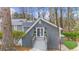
55 8 59 27
60 7 63 32
67 7 70 32
1 7 15 51
49 7 52 22
22 7 25 19
60 8 63 28
37 8 41 18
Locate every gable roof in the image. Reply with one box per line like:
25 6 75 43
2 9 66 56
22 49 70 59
22 18 62 37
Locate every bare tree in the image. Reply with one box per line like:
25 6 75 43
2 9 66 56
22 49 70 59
67 8 76 32
60 7 63 29
49 7 53 22
49 7 57 24
22 7 25 19
37 8 41 18
19 7 25 19
41 8 46 19
67 7 71 32
55 7 59 27
1 7 14 51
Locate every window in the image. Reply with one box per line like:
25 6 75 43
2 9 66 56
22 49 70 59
37 28 40 36
36 27 45 37
17 25 22 31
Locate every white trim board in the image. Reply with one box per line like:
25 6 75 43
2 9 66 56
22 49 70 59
41 19 62 30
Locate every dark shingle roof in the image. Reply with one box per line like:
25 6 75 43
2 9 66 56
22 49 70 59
23 21 34 27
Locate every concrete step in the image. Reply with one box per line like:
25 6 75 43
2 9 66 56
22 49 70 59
32 37 47 51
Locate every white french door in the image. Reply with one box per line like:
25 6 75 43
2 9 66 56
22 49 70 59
36 27 45 37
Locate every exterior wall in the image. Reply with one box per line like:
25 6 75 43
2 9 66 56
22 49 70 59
0 19 24 31
22 28 34 48
22 20 60 49
35 21 60 49
17 25 22 31
24 27 29 32
12 25 17 30
12 25 23 31
42 22 60 49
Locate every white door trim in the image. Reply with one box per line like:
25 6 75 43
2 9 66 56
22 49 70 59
36 27 45 37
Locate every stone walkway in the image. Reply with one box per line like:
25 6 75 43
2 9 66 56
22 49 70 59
61 44 69 51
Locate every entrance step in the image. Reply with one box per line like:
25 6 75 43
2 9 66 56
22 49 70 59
32 37 47 51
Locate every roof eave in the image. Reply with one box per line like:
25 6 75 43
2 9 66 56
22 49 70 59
41 18 63 30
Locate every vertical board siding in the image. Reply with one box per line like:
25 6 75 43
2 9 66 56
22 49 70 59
22 20 60 49
22 28 34 48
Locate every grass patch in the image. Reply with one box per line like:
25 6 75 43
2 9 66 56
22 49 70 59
64 40 77 49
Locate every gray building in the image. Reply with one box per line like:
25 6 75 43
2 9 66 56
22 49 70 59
0 19 26 31
21 18 62 50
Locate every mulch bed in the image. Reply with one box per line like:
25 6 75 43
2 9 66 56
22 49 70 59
15 45 31 51
0 45 31 51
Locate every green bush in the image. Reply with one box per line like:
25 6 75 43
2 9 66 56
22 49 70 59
64 40 77 49
0 31 25 40
0 32 2 39
62 32 79 41
12 30 25 40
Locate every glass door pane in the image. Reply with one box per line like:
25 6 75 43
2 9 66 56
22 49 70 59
36 27 44 37
41 28 43 36
37 28 40 36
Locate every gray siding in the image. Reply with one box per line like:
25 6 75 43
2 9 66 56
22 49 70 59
24 27 29 32
22 28 34 48
17 25 22 31
34 21 60 49
42 22 59 49
22 20 60 49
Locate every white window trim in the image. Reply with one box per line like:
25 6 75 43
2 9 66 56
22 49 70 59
22 26 24 32
14 25 17 30
36 27 45 37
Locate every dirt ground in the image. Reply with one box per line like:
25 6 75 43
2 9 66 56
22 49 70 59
15 46 31 51
0 45 31 51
